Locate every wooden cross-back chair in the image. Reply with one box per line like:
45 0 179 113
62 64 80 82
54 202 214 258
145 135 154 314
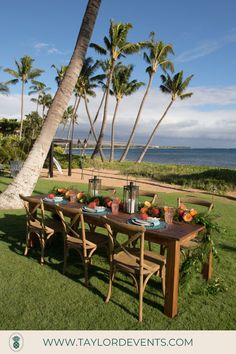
19 194 62 265
177 197 214 252
56 205 109 287
102 216 166 322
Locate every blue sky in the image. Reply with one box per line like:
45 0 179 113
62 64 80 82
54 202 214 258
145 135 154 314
0 0 236 147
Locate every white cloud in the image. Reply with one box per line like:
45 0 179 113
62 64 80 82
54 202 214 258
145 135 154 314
0 85 235 147
33 41 63 55
47 47 62 55
34 42 49 50
176 29 236 62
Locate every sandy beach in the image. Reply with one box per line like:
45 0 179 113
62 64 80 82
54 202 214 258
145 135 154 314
40 167 236 201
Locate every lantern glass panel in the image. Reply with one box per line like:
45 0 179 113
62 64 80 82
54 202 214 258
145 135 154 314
88 176 101 196
123 182 139 214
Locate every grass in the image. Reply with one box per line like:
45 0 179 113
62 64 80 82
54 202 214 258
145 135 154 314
0 177 236 330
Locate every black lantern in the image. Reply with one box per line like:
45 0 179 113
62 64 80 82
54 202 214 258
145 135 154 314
123 181 139 214
88 176 101 197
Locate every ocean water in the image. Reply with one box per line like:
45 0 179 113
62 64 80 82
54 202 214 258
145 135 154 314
70 148 236 169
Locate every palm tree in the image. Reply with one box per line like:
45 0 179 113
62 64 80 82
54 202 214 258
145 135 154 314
0 0 101 209
75 57 105 160
119 32 174 162
4 55 44 139
90 20 143 159
109 64 144 161
51 64 68 86
38 92 53 118
136 71 194 163
0 67 9 94
28 80 51 112
0 82 9 94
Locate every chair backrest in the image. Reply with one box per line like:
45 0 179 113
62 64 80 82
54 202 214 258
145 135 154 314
19 194 45 228
83 213 107 231
139 190 158 205
56 205 95 257
177 197 214 214
101 216 146 269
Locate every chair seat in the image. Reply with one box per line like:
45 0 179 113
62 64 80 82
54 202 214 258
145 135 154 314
67 230 108 249
114 248 166 275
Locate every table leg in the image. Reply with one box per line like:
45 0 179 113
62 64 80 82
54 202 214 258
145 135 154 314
164 240 180 318
202 247 213 280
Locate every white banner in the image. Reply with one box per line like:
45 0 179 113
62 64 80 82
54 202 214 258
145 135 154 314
0 330 235 354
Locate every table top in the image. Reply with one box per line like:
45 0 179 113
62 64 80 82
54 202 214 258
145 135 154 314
30 195 205 244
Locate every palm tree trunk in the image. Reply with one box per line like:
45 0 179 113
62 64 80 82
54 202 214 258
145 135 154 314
84 92 105 161
119 73 154 162
71 96 81 143
19 80 25 139
0 0 101 209
109 98 120 162
86 89 105 142
91 62 115 159
136 100 174 163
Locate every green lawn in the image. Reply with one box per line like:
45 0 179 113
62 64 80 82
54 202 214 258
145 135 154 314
0 176 236 330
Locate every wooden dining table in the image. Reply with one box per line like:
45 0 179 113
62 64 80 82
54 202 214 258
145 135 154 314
30 196 208 318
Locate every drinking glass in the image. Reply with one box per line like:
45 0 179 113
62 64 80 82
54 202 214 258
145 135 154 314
111 199 119 215
164 207 176 224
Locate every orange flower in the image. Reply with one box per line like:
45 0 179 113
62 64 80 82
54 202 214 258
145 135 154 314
190 208 197 217
183 212 193 222
179 203 187 210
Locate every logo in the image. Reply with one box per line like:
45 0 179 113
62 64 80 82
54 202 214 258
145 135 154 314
9 333 24 352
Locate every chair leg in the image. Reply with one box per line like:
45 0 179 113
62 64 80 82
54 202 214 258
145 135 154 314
160 245 166 256
40 237 45 265
24 231 31 256
84 258 90 287
105 264 115 303
139 273 144 322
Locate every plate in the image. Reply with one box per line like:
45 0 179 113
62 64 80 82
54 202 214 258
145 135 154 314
82 206 106 213
127 218 167 230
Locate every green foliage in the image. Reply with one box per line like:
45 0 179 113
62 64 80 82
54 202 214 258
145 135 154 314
0 134 26 163
0 118 20 135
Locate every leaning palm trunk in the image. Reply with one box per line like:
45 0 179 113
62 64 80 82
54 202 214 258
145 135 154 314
84 92 105 161
19 80 25 139
136 100 173 163
91 63 115 159
109 98 120 162
0 0 101 209
119 73 154 162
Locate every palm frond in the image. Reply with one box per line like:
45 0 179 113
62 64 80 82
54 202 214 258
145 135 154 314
179 92 193 100
4 68 19 78
89 43 107 55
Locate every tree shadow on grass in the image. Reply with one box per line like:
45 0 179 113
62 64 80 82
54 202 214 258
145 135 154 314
218 243 236 253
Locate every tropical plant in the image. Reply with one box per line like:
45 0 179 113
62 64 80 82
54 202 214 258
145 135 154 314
0 67 9 94
28 80 51 112
51 64 68 86
0 0 102 209
119 32 174 162
109 63 144 161
136 71 194 163
38 92 53 118
76 57 105 160
0 118 19 135
90 20 143 159
21 112 44 153
4 55 44 139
